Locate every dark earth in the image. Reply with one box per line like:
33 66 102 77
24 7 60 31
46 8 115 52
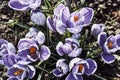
0 0 120 80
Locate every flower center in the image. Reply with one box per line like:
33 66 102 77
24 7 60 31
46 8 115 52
30 47 37 55
14 69 24 76
79 64 84 72
74 16 79 22
107 42 113 48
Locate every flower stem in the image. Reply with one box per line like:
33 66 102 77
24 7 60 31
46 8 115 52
37 64 47 80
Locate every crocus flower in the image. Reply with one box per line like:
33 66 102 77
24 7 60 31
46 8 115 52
7 64 35 80
0 38 16 64
25 27 45 45
56 38 82 57
2 54 35 80
8 0 41 11
17 38 51 62
47 4 94 34
98 32 119 64
30 10 46 26
66 58 97 80
61 7 94 34
91 24 104 38
53 59 68 77
47 4 66 34
0 38 16 56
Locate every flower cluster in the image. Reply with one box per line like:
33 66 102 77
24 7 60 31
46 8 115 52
0 28 51 80
50 4 120 80
53 34 97 80
47 4 94 34
3 0 120 80
53 58 97 80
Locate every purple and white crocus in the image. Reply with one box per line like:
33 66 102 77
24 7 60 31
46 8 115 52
66 58 97 80
0 38 16 64
25 27 45 45
0 38 16 56
91 24 104 38
47 4 67 34
98 32 120 64
53 59 69 77
30 10 46 26
62 7 94 34
56 38 82 57
8 0 41 11
47 4 94 34
17 38 51 62
2 54 35 80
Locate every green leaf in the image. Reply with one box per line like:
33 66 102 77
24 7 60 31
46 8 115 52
15 23 29 30
114 54 120 61
80 0 86 4
92 74 107 80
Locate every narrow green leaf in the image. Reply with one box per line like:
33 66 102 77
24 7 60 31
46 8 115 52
45 0 52 7
35 65 50 74
15 23 29 30
93 74 107 80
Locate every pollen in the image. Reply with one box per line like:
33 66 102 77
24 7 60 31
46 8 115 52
107 42 113 48
14 69 24 76
74 16 79 22
30 47 37 54
79 64 84 72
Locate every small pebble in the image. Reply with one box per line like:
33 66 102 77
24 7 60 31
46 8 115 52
112 3 117 7
115 29 120 34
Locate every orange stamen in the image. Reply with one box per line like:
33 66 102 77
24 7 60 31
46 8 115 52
14 69 24 76
107 42 113 48
79 64 83 72
74 16 79 22
30 47 37 55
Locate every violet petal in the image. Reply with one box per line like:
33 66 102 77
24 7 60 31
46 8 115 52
8 0 29 11
39 45 51 61
101 52 115 64
85 59 97 75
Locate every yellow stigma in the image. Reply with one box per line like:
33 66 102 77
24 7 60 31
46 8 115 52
79 64 84 72
30 47 37 55
14 69 24 76
74 16 79 22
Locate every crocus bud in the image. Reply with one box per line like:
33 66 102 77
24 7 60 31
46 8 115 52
91 24 104 38
30 10 46 26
